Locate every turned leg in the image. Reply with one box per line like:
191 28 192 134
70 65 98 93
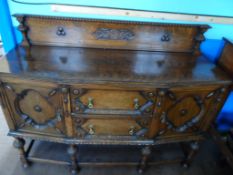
13 138 29 168
67 144 80 175
138 146 151 174
181 141 200 168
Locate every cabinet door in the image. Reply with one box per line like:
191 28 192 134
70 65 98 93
2 81 66 137
155 86 228 138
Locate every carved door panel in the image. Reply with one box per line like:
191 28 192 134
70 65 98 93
156 86 227 138
2 82 65 137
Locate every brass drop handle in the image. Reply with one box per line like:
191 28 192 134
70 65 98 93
88 124 95 135
87 97 94 108
129 126 135 136
134 98 140 110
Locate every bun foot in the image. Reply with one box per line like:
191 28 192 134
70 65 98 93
71 169 78 175
181 161 190 169
138 168 144 174
68 145 79 175
22 163 29 169
137 146 151 174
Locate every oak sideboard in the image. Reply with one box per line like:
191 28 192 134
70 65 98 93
0 14 233 174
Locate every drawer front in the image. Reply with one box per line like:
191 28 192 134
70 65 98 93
71 88 156 115
73 115 151 139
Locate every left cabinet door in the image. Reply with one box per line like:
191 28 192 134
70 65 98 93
1 80 66 137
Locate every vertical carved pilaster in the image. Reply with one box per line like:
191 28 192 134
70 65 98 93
13 138 29 168
193 25 210 56
181 141 199 168
138 146 151 174
61 86 73 137
67 144 79 175
16 15 31 47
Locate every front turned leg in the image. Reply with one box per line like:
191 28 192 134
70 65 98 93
13 138 29 168
181 141 200 168
138 146 151 174
67 144 80 175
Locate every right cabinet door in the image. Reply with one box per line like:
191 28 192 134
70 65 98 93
156 85 229 138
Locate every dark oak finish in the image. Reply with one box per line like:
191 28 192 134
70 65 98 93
13 137 29 168
14 14 209 54
0 14 233 174
218 38 233 78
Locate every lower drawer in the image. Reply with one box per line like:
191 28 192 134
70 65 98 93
73 115 152 139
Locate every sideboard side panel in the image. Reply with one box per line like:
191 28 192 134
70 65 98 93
0 80 16 130
218 38 233 78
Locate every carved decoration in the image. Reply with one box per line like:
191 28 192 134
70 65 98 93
159 95 205 133
157 87 227 137
4 84 64 134
56 26 66 36
193 25 210 55
48 89 57 96
14 89 63 133
161 31 171 42
93 28 135 41
14 14 210 28
16 15 31 46
74 117 88 138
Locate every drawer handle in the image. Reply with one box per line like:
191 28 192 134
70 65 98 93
88 124 95 135
161 32 170 42
56 26 66 36
129 126 135 136
134 98 140 110
87 97 94 108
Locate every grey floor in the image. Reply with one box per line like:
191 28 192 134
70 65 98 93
0 107 232 175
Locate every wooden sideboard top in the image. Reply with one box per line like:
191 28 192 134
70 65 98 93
0 45 231 87
0 14 231 88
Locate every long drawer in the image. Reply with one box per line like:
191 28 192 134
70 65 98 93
72 114 152 139
70 87 156 115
